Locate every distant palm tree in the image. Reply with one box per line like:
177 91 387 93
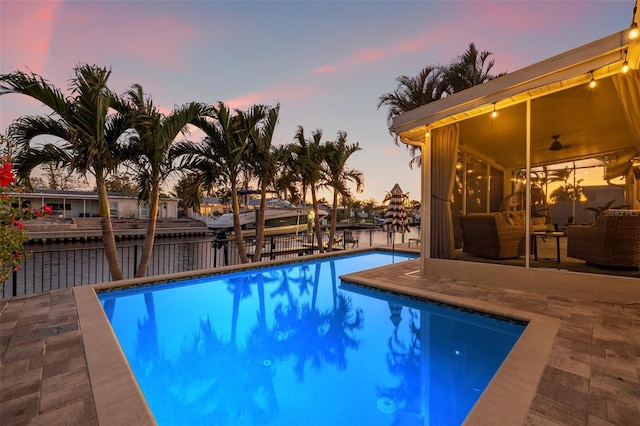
271 145 301 203
292 126 329 252
171 174 204 213
1 64 129 280
114 84 207 277
323 131 364 251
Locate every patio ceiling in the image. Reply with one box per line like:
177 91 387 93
393 30 640 171
458 75 636 169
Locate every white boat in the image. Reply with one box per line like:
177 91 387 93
207 198 328 238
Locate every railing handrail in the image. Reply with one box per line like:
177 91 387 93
3 229 378 299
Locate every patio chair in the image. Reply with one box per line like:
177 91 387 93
566 210 640 268
459 212 527 259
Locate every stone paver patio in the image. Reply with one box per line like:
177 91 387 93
1 247 639 425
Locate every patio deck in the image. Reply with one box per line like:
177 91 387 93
1 245 639 425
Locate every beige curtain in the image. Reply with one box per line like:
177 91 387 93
430 124 459 259
613 70 640 150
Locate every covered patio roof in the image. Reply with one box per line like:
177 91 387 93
392 29 639 170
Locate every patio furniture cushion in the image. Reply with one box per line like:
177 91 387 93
567 210 640 268
459 212 526 259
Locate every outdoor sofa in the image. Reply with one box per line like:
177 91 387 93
567 209 640 269
459 212 526 259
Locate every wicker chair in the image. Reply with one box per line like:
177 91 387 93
459 212 526 259
567 210 640 268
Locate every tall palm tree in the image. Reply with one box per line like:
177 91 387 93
377 66 447 168
177 102 263 263
114 84 207 277
292 126 328 252
323 131 363 251
1 64 129 280
444 43 503 93
244 104 280 262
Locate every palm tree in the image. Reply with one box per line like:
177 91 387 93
271 145 300 204
171 173 204 213
177 102 264 264
379 43 503 167
377 66 447 167
444 43 503 93
292 126 328 252
244 104 280 262
114 84 207 277
323 131 364 251
1 64 129 280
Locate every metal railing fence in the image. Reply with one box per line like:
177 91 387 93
2 229 381 298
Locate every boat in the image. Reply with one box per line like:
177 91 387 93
207 197 328 238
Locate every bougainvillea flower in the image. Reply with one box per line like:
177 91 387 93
0 160 16 187
43 205 53 215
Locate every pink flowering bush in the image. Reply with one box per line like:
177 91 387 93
0 150 52 282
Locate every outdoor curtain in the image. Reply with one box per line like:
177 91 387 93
430 123 459 259
613 70 640 150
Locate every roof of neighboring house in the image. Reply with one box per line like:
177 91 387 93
10 189 179 201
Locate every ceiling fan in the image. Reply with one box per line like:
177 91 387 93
549 135 563 151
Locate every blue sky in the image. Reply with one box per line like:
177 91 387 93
0 0 635 202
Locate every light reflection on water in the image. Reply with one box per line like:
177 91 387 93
100 251 524 426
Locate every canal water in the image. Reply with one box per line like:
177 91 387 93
4 227 421 298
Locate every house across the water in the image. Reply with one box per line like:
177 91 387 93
11 190 180 219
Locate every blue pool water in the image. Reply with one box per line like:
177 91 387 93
99 251 524 426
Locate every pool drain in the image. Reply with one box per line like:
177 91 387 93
376 397 396 414
263 359 271 366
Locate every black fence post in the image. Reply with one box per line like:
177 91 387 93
133 244 139 278
12 268 17 297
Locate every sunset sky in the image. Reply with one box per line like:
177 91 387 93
0 1 635 203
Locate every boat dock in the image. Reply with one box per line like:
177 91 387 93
24 217 210 244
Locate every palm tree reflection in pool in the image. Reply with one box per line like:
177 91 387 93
130 261 365 424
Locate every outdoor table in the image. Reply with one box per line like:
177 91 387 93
532 231 566 262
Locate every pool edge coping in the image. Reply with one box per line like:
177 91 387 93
339 268 560 426
77 248 552 425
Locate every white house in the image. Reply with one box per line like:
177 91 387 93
11 190 180 219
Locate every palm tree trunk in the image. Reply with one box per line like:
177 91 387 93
253 184 267 262
136 186 159 278
311 187 324 253
328 191 339 252
231 181 249 263
96 173 123 280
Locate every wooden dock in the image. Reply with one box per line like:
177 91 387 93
24 218 210 244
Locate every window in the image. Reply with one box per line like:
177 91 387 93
454 151 504 214
109 201 118 217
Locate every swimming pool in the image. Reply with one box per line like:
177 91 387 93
99 251 524 425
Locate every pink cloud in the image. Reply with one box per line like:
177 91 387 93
0 1 62 74
471 3 561 32
312 23 456 75
314 64 336 74
225 83 314 109
19 3 200 75
348 48 386 65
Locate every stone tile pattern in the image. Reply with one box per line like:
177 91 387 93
1 289 98 425
2 255 640 425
